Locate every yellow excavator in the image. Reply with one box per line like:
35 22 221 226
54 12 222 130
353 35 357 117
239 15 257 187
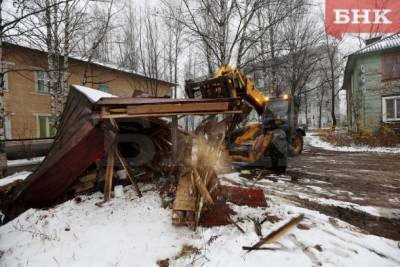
185 65 305 172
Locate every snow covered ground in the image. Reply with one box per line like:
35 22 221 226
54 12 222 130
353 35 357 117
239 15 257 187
220 172 400 220
1 183 399 267
0 171 31 187
7 157 44 168
306 134 400 154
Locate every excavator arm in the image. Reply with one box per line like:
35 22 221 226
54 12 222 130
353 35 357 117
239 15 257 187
185 65 269 115
214 65 268 114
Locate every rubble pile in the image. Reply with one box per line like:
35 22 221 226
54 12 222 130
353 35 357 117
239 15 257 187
0 85 267 229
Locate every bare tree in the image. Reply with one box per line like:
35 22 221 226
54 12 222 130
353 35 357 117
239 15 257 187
0 0 67 139
161 0 184 98
316 84 329 128
81 0 115 86
320 33 344 130
280 4 323 126
117 2 139 72
176 0 263 67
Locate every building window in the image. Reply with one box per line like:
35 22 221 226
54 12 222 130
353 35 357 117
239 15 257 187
4 115 11 139
98 84 110 93
36 115 55 138
382 52 400 81
36 70 50 93
382 96 400 122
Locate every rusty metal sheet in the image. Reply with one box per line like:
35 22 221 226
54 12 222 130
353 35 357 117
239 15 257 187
199 186 267 227
5 86 107 221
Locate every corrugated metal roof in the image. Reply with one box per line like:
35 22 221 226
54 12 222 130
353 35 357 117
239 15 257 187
351 34 400 56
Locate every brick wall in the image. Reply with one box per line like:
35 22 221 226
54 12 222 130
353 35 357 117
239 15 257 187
2 43 173 139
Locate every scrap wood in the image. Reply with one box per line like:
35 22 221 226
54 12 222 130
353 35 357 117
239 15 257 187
243 214 304 252
194 167 220 229
260 213 282 224
250 170 264 187
103 148 115 201
193 169 214 206
227 215 245 233
78 172 97 183
173 133 225 230
241 247 282 251
288 234 322 266
172 169 197 228
115 149 142 197
71 181 96 194
247 216 262 237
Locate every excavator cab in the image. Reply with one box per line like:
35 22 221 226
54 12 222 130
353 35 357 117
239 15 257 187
263 95 290 129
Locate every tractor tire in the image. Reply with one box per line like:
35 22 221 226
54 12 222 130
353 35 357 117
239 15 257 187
229 127 248 144
289 132 304 156
270 145 287 173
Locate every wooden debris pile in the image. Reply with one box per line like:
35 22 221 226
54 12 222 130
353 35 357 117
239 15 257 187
0 85 242 222
170 132 268 230
65 117 190 203
1 116 268 229
172 136 222 230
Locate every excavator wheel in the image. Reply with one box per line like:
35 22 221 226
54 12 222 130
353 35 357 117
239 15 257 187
289 132 304 156
270 146 287 173
229 127 248 144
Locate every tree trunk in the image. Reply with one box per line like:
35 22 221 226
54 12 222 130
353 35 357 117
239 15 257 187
0 0 5 140
318 95 324 128
174 50 178 99
304 93 309 128
62 0 70 109
53 2 62 122
45 0 57 134
268 18 277 96
330 61 337 131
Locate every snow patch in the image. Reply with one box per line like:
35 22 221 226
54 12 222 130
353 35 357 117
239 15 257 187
1 186 399 267
7 156 44 167
73 85 116 103
0 171 31 187
306 134 400 154
303 197 400 219
0 188 196 267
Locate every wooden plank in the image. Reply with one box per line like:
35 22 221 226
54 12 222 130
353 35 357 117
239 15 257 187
171 116 178 163
127 102 229 115
115 149 142 198
109 108 127 114
72 181 95 193
227 216 245 233
103 148 115 201
79 172 97 183
243 214 304 253
101 106 109 117
101 110 242 119
109 118 119 130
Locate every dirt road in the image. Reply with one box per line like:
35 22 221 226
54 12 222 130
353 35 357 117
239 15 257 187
289 145 400 210
221 139 400 240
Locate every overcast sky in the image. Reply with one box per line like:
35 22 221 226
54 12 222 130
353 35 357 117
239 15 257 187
127 0 362 54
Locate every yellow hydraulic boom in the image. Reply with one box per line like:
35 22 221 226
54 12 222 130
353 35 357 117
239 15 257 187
215 65 269 114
